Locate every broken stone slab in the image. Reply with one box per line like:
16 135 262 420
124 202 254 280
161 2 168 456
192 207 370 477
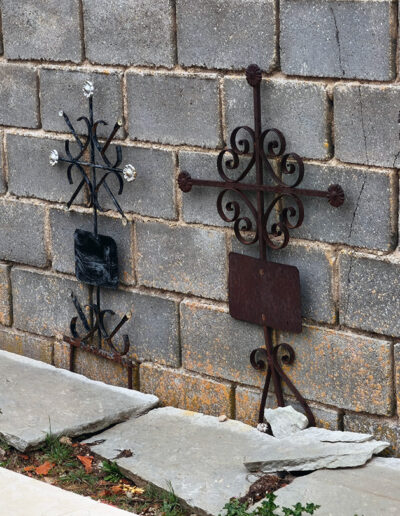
255 457 400 516
0 466 133 515
85 406 277 515
244 437 389 474
264 406 308 438
292 426 373 443
0 350 158 451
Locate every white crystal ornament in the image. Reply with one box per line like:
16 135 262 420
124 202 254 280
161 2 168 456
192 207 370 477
123 164 137 182
83 80 94 98
49 149 59 167
58 110 64 117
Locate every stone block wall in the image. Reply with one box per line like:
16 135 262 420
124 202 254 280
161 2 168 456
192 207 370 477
0 0 399 452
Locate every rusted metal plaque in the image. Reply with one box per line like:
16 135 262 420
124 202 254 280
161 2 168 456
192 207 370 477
228 252 302 333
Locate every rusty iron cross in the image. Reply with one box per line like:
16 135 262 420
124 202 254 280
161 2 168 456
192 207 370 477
178 64 345 429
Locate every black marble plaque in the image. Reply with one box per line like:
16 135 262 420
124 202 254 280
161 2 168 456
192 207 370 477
74 229 118 288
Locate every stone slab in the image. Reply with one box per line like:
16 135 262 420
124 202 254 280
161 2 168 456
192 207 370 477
85 406 277 515
0 467 132 515
267 457 400 516
0 351 158 451
244 435 388 474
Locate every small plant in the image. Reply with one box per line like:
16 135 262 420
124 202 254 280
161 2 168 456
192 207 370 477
102 460 124 483
43 433 73 465
161 482 185 516
220 493 320 516
60 467 96 486
0 437 10 452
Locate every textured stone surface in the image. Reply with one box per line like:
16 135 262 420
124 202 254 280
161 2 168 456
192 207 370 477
7 135 85 204
268 458 400 516
280 325 393 415
99 289 180 367
1 0 82 62
136 222 227 300
344 412 400 456
176 0 276 71
50 209 134 285
280 0 395 80
127 72 220 147
0 64 38 128
0 468 132 516
0 350 158 451
244 437 388 474
264 406 308 439
335 83 400 168
181 300 265 387
235 386 341 430
340 253 400 337
0 265 11 327
97 145 176 219
0 200 47 266
224 77 329 160
298 427 373 444
140 364 233 416
290 163 396 252
233 239 336 324
394 343 400 418
40 69 123 139
83 0 174 67
0 143 5 194
12 269 88 337
0 330 52 364
85 407 276 515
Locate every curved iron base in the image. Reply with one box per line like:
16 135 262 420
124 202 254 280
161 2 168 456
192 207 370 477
250 326 315 428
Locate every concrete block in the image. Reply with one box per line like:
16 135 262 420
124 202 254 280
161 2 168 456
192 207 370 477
136 221 227 300
83 0 174 67
0 265 11 326
0 329 52 364
127 72 220 147
344 412 399 456
0 64 38 128
177 0 276 71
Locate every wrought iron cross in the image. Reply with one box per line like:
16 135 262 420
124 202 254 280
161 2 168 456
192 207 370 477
178 64 345 428
49 80 137 387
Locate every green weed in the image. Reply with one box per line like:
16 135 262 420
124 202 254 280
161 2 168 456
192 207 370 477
220 493 320 516
102 460 124 482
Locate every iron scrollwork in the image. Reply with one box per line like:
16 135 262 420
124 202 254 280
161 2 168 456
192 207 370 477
50 80 136 385
178 64 345 429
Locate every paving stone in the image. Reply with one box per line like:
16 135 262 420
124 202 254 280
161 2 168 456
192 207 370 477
7 134 85 204
127 72 220 147
176 0 276 71
40 69 123 139
290 163 396 252
140 364 233 416
297 427 373 444
0 350 158 451
224 77 329 160
280 0 395 80
0 265 10 326
12 269 88 337
344 412 400 456
85 406 276 515
0 64 39 128
136 221 227 301
265 458 400 516
340 253 400 337
232 239 336 324
181 299 265 387
236 386 341 430
0 330 52 364
97 145 176 219
1 0 82 62
280 325 393 415
83 0 174 67
244 436 388 474
0 200 47 266
334 83 400 168
50 209 134 285
0 467 132 516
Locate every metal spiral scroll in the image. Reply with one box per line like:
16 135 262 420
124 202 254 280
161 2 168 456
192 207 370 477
250 341 315 426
